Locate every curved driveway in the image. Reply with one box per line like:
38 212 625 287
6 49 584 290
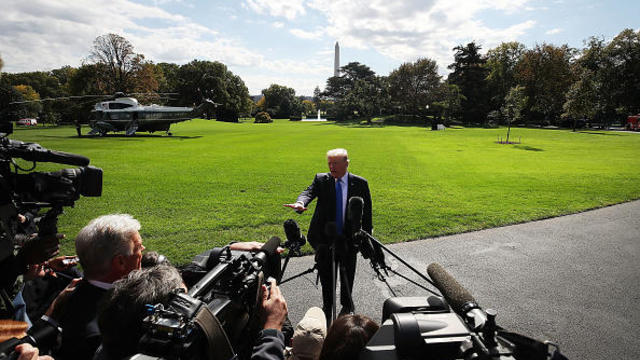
279 200 640 360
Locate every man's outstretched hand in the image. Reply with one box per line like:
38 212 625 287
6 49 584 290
283 203 307 213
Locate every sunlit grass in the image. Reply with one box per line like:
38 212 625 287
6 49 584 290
11 120 640 264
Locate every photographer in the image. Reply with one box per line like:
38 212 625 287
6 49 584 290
0 223 62 322
97 265 288 360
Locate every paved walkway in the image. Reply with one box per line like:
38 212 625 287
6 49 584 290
279 200 640 360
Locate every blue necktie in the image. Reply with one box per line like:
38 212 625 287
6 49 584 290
335 178 343 235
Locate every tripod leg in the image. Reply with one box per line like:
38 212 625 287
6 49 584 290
331 243 337 324
338 262 355 314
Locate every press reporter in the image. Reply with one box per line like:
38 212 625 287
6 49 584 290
96 266 289 360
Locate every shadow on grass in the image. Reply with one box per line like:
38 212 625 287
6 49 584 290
514 145 544 152
577 131 624 136
315 120 433 129
72 134 203 140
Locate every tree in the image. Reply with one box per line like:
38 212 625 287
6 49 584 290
313 86 322 106
176 60 251 122
156 62 180 105
322 62 382 120
515 43 576 125
501 85 528 142
563 69 598 131
447 42 490 125
13 85 42 118
262 84 300 118
89 33 144 93
605 29 640 115
389 58 441 118
302 99 315 117
485 42 526 115
433 82 465 124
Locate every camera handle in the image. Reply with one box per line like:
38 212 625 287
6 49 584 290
38 206 62 238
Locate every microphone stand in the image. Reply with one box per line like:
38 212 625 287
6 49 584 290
331 236 337 323
279 245 302 283
355 229 441 296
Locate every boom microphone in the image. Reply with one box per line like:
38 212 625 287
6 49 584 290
427 263 487 329
7 139 90 166
252 236 282 280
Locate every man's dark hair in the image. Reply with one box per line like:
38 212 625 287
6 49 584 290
319 314 379 360
98 264 183 359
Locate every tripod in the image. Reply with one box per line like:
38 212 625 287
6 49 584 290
278 235 356 325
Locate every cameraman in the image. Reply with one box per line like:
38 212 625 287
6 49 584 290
1 214 62 321
97 265 289 360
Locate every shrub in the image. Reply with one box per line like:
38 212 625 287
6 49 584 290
254 111 272 123
289 115 302 121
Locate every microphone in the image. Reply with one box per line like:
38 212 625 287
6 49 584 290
348 196 364 235
427 263 487 329
348 196 381 263
283 219 306 249
252 236 282 280
8 139 90 166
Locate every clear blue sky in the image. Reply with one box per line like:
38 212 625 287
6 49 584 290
1 0 638 96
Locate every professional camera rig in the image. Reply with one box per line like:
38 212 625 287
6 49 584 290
131 237 282 360
0 122 102 359
0 123 102 260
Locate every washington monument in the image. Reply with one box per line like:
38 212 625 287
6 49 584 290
334 41 340 77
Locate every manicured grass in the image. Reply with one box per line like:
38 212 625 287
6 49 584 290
10 120 640 264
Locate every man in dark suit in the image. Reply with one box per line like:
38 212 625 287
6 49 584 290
285 148 372 322
55 214 145 360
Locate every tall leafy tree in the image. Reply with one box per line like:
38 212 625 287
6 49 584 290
262 84 301 118
605 29 640 115
176 60 251 122
89 33 145 93
447 42 490 125
515 43 576 125
323 62 380 120
389 58 441 117
485 42 526 113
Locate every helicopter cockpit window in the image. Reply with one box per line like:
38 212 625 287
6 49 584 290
109 103 133 109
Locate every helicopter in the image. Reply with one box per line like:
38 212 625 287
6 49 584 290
7 92 218 137
88 92 218 136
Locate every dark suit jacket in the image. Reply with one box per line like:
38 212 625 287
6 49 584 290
297 172 372 249
56 280 107 360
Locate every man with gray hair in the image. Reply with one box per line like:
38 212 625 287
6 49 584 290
55 214 145 360
97 265 289 360
284 148 372 324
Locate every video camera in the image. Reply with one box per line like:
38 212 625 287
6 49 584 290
131 237 282 360
0 123 102 358
359 263 566 360
0 124 102 261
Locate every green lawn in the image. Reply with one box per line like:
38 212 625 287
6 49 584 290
10 120 640 264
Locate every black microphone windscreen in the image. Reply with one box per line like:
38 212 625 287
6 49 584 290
283 219 300 241
261 236 281 256
427 263 476 315
348 197 364 231
262 236 282 281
